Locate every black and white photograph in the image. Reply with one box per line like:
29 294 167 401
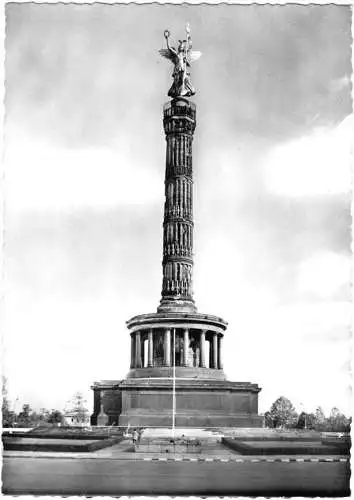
2 2 352 496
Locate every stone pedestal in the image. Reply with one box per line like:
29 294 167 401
92 377 262 428
119 378 262 427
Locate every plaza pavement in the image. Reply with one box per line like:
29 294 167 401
3 455 349 495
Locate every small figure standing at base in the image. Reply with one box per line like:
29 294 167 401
132 428 138 446
159 24 201 98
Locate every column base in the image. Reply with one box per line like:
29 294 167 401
157 298 197 314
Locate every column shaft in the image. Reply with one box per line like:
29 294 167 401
130 334 135 368
159 100 196 310
200 330 206 368
148 329 153 367
183 328 189 366
135 331 142 368
218 335 223 370
164 329 171 366
212 332 218 369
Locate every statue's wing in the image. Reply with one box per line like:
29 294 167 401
188 50 202 63
159 49 177 64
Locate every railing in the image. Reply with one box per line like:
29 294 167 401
163 101 196 121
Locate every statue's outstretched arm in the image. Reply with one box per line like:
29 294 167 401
164 30 177 56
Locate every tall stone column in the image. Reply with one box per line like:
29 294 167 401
218 335 223 370
130 334 135 368
148 329 153 367
164 328 171 366
212 332 218 369
200 330 206 368
158 98 197 314
183 328 189 366
135 331 142 368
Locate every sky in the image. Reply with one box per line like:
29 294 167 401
3 3 352 417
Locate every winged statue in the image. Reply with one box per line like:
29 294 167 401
159 24 202 98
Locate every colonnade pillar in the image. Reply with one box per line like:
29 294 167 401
200 330 206 367
130 328 223 370
218 335 223 370
164 328 171 366
130 335 135 369
148 329 153 367
135 331 142 368
183 328 189 366
212 332 218 369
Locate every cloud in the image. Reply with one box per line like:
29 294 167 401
329 74 351 93
3 289 131 409
221 298 351 414
5 129 163 212
297 251 350 300
263 115 352 197
5 4 352 148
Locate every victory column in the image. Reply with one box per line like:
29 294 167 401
92 26 262 428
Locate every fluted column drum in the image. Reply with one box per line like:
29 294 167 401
158 98 197 314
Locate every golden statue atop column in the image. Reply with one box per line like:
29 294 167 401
159 24 201 98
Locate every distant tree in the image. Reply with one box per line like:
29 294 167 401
268 396 298 429
296 412 316 430
17 404 32 427
314 406 326 430
296 412 307 429
39 408 50 422
306 412 316 430
29 409 52 426
344 416 352 433
2 377 15 427
264 411 275 428
47 409 63 424
28 411 40 425
328 407 350 432
70 392 89 424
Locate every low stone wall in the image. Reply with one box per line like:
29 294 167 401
135 439 202 454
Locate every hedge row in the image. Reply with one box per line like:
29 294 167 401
221 437 345 456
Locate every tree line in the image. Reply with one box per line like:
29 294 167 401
2 376 350 432
264 396 351 432
2 377 89 428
